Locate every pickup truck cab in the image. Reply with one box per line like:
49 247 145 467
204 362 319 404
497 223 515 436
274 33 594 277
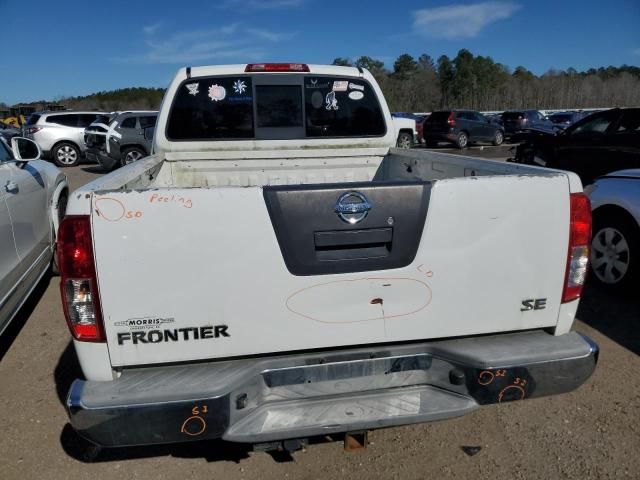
60 63 597 450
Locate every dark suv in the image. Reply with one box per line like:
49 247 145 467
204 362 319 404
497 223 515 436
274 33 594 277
512 108 640 185
84 111 157 170
501 110 554 138
423 110 504 148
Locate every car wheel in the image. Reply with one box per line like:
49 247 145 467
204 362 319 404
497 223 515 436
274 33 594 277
121 146 145 166
492 130 504 146
590 212 639 291
455 131 468 149
52 142 80 167
396 132 413 149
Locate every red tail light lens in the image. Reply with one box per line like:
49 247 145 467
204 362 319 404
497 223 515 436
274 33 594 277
447 112 456 127
562 193 592 303
58 215 105 342
245 63 310 72
25 127 42 134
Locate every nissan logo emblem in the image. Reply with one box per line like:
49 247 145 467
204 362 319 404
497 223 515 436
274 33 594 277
334 191 372 224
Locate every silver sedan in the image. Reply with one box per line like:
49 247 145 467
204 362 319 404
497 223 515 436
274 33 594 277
0 137 68 335
587 169 640 290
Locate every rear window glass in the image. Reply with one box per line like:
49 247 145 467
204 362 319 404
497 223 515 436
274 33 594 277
167 76 254 140
79 114 100 127
167 75 386 141
257 86 302 127
26 114 41 126
550 114 572 123
425 111 452 123
304 77 385 137
46 114 78 127
502 112 524 121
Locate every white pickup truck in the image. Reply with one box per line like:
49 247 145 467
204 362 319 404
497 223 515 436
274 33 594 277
61 63 597 450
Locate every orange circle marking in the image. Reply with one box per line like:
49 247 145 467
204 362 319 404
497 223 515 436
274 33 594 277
95 197 126 222
478 370 495 386
181 416 207 436
498 385 525 403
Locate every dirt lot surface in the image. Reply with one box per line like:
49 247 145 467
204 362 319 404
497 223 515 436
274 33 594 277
1 155 639 480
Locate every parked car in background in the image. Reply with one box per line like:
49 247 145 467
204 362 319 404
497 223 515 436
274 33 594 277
390 114 417 148
415 114 427 143
423 110 504 148
0 123 20 142
548 111 588 130
392 112 427 144
501 110 555 138
511 108 640 186
22 111 107 167
0 136 67 336
84 111 157 170
587 169 640 291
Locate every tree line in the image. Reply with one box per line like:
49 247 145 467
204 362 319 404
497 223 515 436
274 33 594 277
334 50 640 112
4 50 639 113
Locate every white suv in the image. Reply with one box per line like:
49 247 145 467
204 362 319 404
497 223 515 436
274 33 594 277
23 111 107 167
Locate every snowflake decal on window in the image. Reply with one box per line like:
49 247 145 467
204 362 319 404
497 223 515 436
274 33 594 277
233 79 247 95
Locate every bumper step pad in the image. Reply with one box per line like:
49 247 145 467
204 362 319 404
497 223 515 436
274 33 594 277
224 385 476 443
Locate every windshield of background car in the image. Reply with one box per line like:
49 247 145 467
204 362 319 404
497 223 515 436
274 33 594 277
569 113 616 135
25 114 40 126
166 75 385 140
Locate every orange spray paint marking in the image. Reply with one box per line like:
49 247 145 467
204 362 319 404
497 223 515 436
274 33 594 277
478 370 495 386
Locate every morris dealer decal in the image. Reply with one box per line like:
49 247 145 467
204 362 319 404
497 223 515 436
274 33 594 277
114 316 231 345
117 325 230 345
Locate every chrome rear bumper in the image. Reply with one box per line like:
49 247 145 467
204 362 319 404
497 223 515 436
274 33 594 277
68 330 598 447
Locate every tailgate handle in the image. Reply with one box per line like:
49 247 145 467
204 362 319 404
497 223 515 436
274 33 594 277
314 228 392 261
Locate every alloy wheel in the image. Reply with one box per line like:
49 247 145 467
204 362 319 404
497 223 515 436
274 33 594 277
124 150 143 164
591 227 630 284
57 145 78 165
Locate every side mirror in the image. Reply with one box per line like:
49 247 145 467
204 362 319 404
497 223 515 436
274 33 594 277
143 126 154 141
11 137 41 161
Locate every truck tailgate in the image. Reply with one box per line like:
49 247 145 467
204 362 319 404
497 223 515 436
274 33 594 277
92 174 570 367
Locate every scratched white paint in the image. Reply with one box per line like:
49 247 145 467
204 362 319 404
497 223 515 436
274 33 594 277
86 172 571 369
66 65 583 378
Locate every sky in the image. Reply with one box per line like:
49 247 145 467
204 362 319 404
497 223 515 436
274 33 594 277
1 0 639 105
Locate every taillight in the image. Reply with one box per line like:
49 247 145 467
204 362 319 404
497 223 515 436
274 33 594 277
25 127 42 134
58 215 105 342
245 63 310 72
562 193 592 303
447 112 456 127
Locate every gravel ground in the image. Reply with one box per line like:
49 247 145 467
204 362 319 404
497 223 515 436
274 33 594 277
0 157 638 480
